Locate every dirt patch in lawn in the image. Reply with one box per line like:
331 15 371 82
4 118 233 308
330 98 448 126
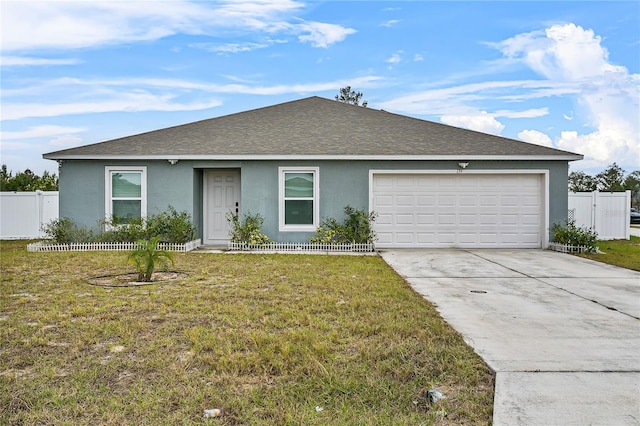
87 271 188 287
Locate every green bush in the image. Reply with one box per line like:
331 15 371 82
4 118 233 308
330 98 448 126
226 211 272 245
41 207 196 244
41 218 95 244
310 206 377 244
98 217 146 243
551 218 598 252
146 206 196 243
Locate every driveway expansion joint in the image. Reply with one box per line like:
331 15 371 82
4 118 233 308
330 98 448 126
468 250 640 320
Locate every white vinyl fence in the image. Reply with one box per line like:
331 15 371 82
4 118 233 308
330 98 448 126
0 191 59 239
568 191 630 240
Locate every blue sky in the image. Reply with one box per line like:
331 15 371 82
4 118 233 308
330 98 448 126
1 1 639 175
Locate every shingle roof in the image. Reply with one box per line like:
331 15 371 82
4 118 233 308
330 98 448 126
44 96 582 160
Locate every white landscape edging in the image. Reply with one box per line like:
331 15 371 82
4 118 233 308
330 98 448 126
547 242 593 254
227 242 375 253
27 239 202 253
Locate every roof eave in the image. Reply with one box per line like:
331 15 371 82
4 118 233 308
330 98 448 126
44 153 584 161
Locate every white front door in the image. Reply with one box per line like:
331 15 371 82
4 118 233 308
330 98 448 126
203 170 240 245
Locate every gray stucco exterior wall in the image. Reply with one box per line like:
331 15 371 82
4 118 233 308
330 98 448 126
57 159 570 245
58 160 196 230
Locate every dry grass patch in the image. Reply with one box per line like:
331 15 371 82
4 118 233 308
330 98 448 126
1 240 493 425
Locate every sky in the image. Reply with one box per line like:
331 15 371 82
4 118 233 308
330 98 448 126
1 0 639 176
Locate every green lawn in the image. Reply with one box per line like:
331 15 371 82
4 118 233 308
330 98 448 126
0 241 494 425
578 236 640 271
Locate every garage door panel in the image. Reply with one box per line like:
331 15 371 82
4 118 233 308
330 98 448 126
376 213 393 225
396 214 414 225
397 176 415 187
479 214 499 225
459 214 477 225
438 214 456 225
396 232 416 243
417 233 436 243
372 173 543 248
417 214 435 224
522 196 540 206
395 195 414 206
437 233 456 244
459 195 478 206
417 195 436 207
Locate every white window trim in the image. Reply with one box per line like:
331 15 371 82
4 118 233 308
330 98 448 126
279 166 319 232
105 166 147 223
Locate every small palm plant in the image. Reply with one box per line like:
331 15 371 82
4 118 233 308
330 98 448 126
127 236 174 282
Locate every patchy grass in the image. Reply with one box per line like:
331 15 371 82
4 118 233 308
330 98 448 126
577 236 640 271
1 240 494 425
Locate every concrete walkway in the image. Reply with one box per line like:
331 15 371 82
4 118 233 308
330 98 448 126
380 249 640 425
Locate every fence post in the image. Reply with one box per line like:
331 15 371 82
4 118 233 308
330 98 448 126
591 191 597 231
36 190 43 238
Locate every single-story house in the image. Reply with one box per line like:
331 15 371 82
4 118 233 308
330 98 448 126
44 96 583 248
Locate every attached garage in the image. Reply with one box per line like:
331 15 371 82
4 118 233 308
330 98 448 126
371 171 547 248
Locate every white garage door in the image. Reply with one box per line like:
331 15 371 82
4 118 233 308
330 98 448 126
372 173 544 248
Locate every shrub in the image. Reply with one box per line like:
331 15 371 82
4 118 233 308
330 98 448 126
146 206 196 243
551 218 598 252
98 217 146 243
41 207 196 244
310 206 377 244
226 211 272 245
41 218 95 244
127 236 174 282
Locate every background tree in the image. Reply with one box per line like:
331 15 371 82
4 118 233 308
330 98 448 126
568 163 639 208
624 170 640 209
335 86 368 107
596 163 625 192
568 171 597 192
0 164 59 191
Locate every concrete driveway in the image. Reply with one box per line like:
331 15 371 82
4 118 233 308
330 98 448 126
380 249 640 425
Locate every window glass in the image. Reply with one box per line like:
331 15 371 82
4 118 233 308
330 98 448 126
112 200 142 223
106 167 146 225
285 200 313 225
285 173 314 197
280 168 318 230
112 173 141 198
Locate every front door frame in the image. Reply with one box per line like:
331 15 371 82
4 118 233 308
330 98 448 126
203 169 241 245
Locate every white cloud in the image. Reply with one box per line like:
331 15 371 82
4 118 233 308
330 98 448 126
441 112 505 135
413 54 424 62
1 125 85 140
518 129 553 147
495 23 626 81
381 23 639 170
49 134 84 148
191 42 270 54
0 1 354 52
296 21 357 48
1 75 383 120
494 108 548 119
1 56 81 67
381 20 399 28
378 80 560 116
493 23 639 168
385 51 402 64
3 96 223 121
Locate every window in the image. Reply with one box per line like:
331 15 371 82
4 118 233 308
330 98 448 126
105 166 147 224
279 167 319 231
